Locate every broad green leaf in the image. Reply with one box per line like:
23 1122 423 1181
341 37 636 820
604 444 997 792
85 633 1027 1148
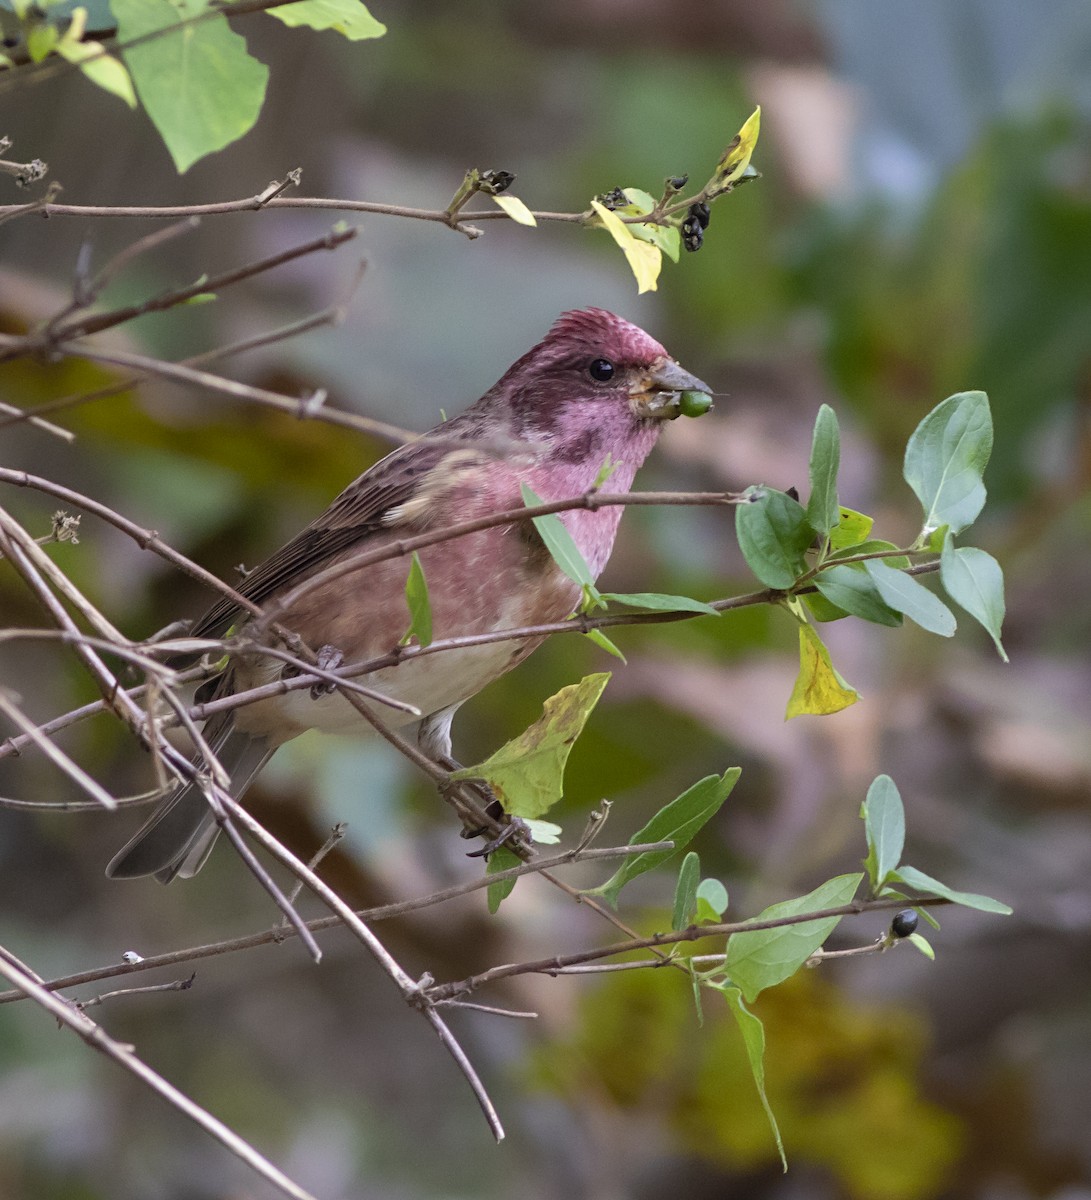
696 877 728 921
813 564 903 627
720 986 786 1170
486 845 521 913
265 0 387 39
601 591 719 616
590 769 741 907
893 865 1012 914
672 851 701 930
520 482 595 588
712 106 762 188
827 538 908 569
589 199 662 293
583 628 626 662
450 673 610 819
864 560 956 636
940 534 1008 661
56 10 138 107
862 774 905 890
401 551 432 647
491 193 537 226
725 873 863 1001
827 506 874 551
806 404 840 535
114 0 269 174
908 933 935 960
786 624 859 718
735 486 816 589
903 391 993 535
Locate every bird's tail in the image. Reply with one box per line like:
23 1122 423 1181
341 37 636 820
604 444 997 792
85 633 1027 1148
106 707 274 884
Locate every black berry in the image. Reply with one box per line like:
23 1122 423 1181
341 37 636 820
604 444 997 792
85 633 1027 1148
891 909 919 939
689 201 711 229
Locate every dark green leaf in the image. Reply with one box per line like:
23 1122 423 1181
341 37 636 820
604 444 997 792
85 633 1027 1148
735 486 816 589
114 0 269 174
672 852 701 930
590 769 741 907
827 538 909 569
814 564 903 627
862 775 905 889
806 404 840 535
803 590 850 623
721 986 786 1170
521 482 595 587
893 865 1012 914
940 534 1008 661
725 873 863 1001
903 391 993 535
602 591 719 616
864 560 956 636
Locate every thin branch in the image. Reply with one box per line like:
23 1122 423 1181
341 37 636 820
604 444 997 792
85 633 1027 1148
0 842 675 1004
75 973 197 1009
0 945 318 1200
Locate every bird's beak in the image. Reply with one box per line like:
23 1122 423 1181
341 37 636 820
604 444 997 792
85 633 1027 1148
630 358 714 421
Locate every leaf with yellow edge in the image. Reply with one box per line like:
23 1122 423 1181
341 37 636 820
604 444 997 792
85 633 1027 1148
786 624 859 718
589 199 662 293
491 193 537 226
450 673 611 819
712 106 761 191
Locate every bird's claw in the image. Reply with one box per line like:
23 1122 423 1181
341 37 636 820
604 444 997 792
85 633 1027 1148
465 814 532 858
309 644 345 698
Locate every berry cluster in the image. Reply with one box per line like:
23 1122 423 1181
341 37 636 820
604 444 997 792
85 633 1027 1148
682 201 711 253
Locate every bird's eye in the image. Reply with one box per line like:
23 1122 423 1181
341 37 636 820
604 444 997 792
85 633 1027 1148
588 358 615 382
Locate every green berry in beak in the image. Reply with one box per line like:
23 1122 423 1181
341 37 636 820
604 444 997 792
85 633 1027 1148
678 390 712 418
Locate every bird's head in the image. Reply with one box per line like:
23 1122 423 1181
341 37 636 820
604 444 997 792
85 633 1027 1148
485 308 712 439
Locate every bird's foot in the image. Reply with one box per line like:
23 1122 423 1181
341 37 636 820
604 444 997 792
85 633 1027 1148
435 758 532 857
464 812 532 859
309 644 345 698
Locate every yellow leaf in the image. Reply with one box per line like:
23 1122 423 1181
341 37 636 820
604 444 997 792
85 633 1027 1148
714 105 761 187
491 193 537 226
589 199 662 293
786 624 859 718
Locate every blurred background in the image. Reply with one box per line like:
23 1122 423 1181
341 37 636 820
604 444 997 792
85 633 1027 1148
2 1 1091 1197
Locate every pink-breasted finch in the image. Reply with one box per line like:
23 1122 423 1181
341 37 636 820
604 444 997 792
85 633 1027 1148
107 308 711 882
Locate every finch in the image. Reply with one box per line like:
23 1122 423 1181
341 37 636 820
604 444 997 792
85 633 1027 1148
107 308 711 882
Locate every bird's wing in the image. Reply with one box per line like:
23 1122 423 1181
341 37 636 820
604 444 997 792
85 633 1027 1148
190 440 463 638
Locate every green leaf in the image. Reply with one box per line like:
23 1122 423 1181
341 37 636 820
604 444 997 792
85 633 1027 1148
903 391 993 535
26 21 58 62
590 769 741 908
806 404 840 535
601 591 719 616
827 506 875 551
672 851 701 930
892 865 1012 915
583 627 626 662
864 560 956 636
265 0 387 40
813 564 903 628
589 199 662 293
786 623 859 718
450 673 610 819
401 551 432 647
520 482 595 588
56 35 138 108
720 986 786 1170
725 873 863 1002
827 538 909 569
618 187 681 262
940 534 1008 661
862 775 905 890
735 486 816 589
486 845 521 913
491 193 537 226
908 932 935 960
802 591 850 623
114 0 269 174
696 877 728 921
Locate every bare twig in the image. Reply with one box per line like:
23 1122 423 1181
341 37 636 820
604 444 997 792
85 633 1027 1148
75 973 197 1009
